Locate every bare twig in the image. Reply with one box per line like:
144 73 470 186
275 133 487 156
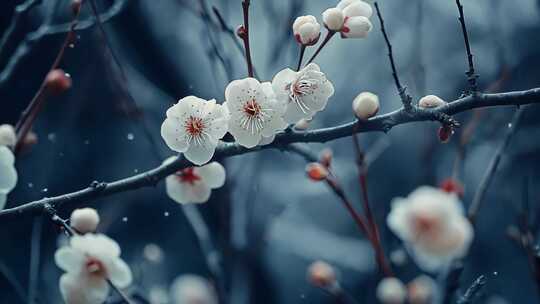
306 31 335 65
374 2 412 110
455 0 479 93
296 44 306 71
468 108 525 224
239 0 254 77
0 0 42 61
456 275 487 304
2 89 540 219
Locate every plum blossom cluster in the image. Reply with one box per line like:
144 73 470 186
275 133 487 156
0 124 17 210
322 0 373 38
387 186 474 272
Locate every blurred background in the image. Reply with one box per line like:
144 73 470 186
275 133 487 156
1 0 540 303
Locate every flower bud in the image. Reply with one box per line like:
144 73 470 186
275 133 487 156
45 69 72 95
0 124 16 147
306 163 329 181
307 261 336 289
418 95 446 109
376 277 407 304
408 275 436 304
70 208 100 233
236 25 247 39
17 131 38 154
352 91 379 120
293 15 321 46
439 178 464 197
322 8 344 31
341 16 372 39
294 118 311 130
438 125 453 143
319 148 333 168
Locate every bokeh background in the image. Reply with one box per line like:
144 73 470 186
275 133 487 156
1 0 540 303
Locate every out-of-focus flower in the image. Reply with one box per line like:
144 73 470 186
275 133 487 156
307 261 337 289
322 0 373 38
407 275 437 304
352 91 379 120
387 186 473 271
376 277 407 304
389 248 408 266
418 95 447 109
70 208 100 234
170 274 217 304
224 78 287 148
45 69 72 95
0 124 16 147
55 233 132 304
306 162 329 181
149 286 169 304
143 243 164 264
293 15 321 46
0 146 17 210
161 96 229 165
164 157 225 204
272 63 334 124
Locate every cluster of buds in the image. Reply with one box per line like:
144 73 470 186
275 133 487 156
322 0 373 38
293 15 321 46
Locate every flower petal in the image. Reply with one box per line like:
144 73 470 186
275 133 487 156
55 247 84 273
342 16 372 38
0 146 15 166
184 138 218 165
0 164 17 193
107 259 133 288
342 1 372 18
161 117 189 153
228 121 262 148
196 162 226 189
272 68 297 101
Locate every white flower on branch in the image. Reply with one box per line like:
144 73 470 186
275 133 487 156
0 124 16 147
224 78 287 148
418 95 447 109
322 0 373 38
161 96 229 165
272 63 335 124
170 274 217 304
55 233 132 304
387 186 473 272
376 277 407 304
293 15 321 46
70 208 100 234
164 156 225 204
352 91 379 120
0 146 17 210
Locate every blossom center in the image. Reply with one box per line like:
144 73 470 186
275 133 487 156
85 257 106 277
288 77 318 114
184 116 207 145
175 167 201 185
240 99 267 134
412 214 441 238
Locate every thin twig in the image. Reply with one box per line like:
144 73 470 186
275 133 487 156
306 31 335 65
456 275 487 304
455 0 479 93
296 44 306 71
2 89 540 219
0 0 42 62
374 2 412 110
239 0 254 77
468 108 525 224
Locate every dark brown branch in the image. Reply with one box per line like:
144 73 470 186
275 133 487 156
374 2 412 110
455 0 478 93
306 31 335 65
2 89 540 219
238 0 254 77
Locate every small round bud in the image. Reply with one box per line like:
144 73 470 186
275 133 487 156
18 131 38 154
319 148 333 168
306 163 329 181
307 261 336 289
322 8 345 31
418 95 447 109
45 69 72 95
293 15 321 46
438 125 453 143
352 91 379 120
294 118 311 130
439 178 464 197
70 208 100 233
0 124 16 147
236 25 247 39
407 275 436 304
376 277 407 304
71 0 82 15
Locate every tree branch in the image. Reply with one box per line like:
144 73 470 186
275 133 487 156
455 0 479 93
1 88 540 219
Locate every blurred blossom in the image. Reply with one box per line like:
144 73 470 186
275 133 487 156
376 277 407 304
161 96 229 165
407 275 437 304
387 186 473 271
170 274 217 304
307 261 337 290
149 286 169 304
164 157 226 204
55 233 132 304
0 146 17 210
70 208 100 234
143 243 164 263
0 124 16 147
389 248 408 267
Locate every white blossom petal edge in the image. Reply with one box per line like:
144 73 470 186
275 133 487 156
170 274 217 304
0 146 17 210
164 156 226 204
224 78 287 148
272 63 335 124
55 233 132 304
387 186 473 272
161 96 229 165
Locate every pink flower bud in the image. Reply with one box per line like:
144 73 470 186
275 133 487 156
236 25 247 38
376 277 407 304
45 69 72 95
439 178 464 197
70 208 100 233
322 8 344 31
293 15 321 46
306 163 329 181
307 261 336 289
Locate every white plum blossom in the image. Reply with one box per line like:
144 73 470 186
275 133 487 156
387 186 473 272
293 15 321 46
164 156 226 204
161 96 229 165
0 146 17 210
70 208 100 234
322 0 373 38
376 277 407 304
352 91 379 120
55 233 132 304
170 275 217 304
272 63 335 124
0 124 16 147
407 275 437 304
224 78 287 148
418 95 447 109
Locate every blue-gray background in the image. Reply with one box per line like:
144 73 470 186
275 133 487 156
1 0 540 303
